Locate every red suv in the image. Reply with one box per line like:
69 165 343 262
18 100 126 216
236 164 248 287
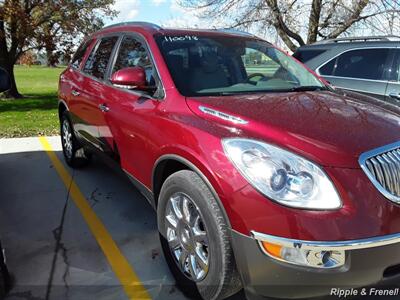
58 22 400 300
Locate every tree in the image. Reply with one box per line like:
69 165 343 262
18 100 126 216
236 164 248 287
0 0 116 98
17 51 36 66
179 0 400 52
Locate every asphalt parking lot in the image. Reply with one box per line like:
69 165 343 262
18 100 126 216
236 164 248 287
0 136 397 300
0 136 191 300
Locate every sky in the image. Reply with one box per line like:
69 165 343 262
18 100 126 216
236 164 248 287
104 0 400 49
105 0 206 28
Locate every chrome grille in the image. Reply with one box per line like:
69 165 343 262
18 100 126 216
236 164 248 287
360 142 400 204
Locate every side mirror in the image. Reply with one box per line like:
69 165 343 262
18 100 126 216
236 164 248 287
111 67 147 90
0 68 11 93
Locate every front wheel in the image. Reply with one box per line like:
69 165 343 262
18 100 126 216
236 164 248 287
60 112 91 168
157 170 242 300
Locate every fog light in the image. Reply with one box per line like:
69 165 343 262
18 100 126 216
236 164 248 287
260 241 345 269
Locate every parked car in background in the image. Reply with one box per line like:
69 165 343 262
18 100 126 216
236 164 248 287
0 67 11 299
59 23 400 300
293 36 400 104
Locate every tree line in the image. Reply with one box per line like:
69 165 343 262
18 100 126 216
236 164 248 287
0 0 116 98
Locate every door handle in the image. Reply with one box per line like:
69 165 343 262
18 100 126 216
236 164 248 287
99 103 110 112
71 90 80 96
389 92 400 100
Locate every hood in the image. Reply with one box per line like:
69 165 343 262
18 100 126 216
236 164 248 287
186 91 400 168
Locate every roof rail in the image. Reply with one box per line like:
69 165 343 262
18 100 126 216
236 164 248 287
215 28 255 37
102 21 162 30
314 35 400 44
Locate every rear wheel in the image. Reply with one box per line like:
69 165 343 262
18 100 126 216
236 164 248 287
157 170 242 300
60 112 91 168
0 243 9 299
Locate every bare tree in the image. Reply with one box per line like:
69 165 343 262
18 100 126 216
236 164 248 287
179 0 400 51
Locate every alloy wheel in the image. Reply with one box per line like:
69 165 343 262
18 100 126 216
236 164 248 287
62 119 73 159
165 192 209 281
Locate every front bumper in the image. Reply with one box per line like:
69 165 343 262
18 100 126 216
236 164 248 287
231 230 400 299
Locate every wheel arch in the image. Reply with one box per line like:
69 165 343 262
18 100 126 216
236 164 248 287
58 100 69 119
152 154 232 228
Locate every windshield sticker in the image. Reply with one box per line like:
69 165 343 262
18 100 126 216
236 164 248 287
164 35 199 42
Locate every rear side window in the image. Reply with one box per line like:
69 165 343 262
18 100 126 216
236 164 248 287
319 48 390 80
293 49 326 63
83 36 119 79
70 39 92 69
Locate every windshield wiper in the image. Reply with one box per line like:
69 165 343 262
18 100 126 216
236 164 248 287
217 90 279 95
288 86 327 92
195 86 328 96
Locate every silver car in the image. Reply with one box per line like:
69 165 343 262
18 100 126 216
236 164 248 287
293 36 400 104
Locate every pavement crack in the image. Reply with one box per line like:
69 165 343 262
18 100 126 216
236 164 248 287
7 290 45 300
89 187 100 207
45 169 74 300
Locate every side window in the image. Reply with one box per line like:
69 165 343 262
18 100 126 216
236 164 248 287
320 48 390 80
83 36 119 79
241 47 318 86
70 39 92 69
112 35 154 85
242 48 280 78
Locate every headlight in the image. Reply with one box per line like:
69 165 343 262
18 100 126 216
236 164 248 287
222 138 342 209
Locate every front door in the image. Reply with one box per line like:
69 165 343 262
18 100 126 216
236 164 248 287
102 34 164 182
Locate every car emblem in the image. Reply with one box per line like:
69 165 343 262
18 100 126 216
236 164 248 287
198 106 248 125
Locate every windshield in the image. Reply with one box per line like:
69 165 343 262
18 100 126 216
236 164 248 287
155 34 325 97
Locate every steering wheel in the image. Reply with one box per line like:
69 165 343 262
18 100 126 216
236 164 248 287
248 73 267 83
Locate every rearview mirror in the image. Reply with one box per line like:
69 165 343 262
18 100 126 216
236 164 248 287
111 67 147 90
0 67 11 93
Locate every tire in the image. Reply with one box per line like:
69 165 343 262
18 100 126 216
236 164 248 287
60 112 91 168
157 170 242 300
0 273 7 300
0 243 9 299
0 269 7 299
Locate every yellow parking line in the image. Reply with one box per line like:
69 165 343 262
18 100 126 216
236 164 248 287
39 136 151 300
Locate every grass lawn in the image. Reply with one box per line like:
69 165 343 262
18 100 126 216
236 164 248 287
0 65 65 138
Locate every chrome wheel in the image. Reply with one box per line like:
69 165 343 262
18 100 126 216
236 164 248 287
165 192 209 281
62 119 73 159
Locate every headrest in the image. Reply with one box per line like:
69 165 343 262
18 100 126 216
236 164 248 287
167 55 184 69
200 52 219 73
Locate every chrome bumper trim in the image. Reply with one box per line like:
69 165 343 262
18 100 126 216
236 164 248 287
252 231 400 251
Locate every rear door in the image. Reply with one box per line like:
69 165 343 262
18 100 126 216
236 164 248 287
385 49 400 105
76 35 119 150
62 38 94 131
317 48 392 100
